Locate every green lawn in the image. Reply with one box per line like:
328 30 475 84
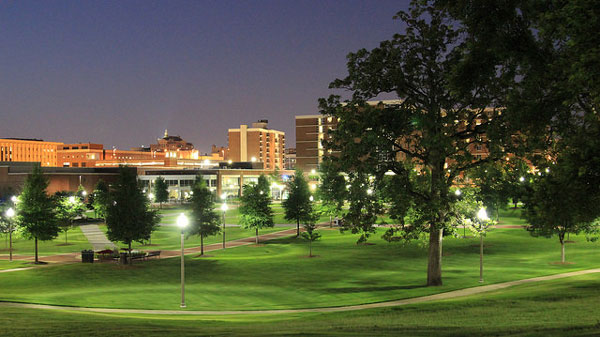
0 260 30 271
0 226 92 257
0 273 599 336
98 223 293 251
0 225 598 311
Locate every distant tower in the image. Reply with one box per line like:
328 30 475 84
164 129 168 138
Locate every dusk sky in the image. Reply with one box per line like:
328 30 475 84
1 0 408 152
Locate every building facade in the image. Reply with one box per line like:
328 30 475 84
227 120 285 170
0 138 63 167
295 115 339 172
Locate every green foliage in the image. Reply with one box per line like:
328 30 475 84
318 1 521 285
106 167 160 251
153 176 169 207
300 209 321 257
341 173 382 244
92 179 110 220
317 159 347 223
239 175 274 242
283 169 313 235
15 165 60 262
522 137 600 256
54 193 86 243
15 165 59 242
75 184 86 203
188 175 221 254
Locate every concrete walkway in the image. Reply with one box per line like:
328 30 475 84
1 268 598 315
79 224 118 250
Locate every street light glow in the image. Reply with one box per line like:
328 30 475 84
366 188 373 195
11 196 17 203
310 169 316 175
251 157 257 162
477 207 489 221
148 193 155 200
455 189 461 196
519 176 525 182
68 196 76 203
221 193 227 200
309 195 314 202
6 207 15 218
177 213 189 229
82 190 87 196
221 203 228 212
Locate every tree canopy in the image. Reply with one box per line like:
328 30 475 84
283 169 313 236
106 167 160 259
15 165 59 263
188 175 221 255
239 174 274 244
319 1 521 285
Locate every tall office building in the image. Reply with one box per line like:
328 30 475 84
295 115 339 172
228 120 285 170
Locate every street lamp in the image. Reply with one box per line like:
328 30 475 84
221 203 228 249
455 189 461 196
176 213 189 308
519 176 525 182
5 208 15 262
366 188 373 195
11 196 17 203
477 207 489 283
309 195 314 202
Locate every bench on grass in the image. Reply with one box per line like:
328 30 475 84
146 251 161 260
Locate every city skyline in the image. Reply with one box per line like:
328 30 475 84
0 0 407 152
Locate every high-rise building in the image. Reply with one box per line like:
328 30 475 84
295 115 339 172
0 138 63 167
227 120 285 170
284 147 296 170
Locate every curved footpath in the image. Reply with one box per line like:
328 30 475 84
1 268 599 315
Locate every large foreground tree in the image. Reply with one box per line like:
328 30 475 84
319 1 522 286
106 167 160 262
16 165 60 264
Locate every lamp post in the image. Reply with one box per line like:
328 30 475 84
176 213 189 308
221 203 228 249
477 207 489 283
5 207 15 262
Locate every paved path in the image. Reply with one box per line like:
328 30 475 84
79 224 118 250
1 268 598 315
0 227 300 268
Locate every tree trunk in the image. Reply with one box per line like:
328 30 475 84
561 241 565 263
200 235 204 256
128 241 132 264
427 228 443 286
65 227 68 244
297 219 300 237
256 228 259 244
330 215 332 228
309 240 312 257
34 237 39 264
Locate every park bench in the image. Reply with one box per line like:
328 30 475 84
146 251 161 260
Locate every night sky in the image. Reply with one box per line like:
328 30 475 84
1 0 408 153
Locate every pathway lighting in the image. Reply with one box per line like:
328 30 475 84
366 188 373 195
5 208 15 261
477 207 489 283
221 203 228 249
455 189 461 196
519 176 525 182
309 195 314 202
11 195 17 203
176 213 189 308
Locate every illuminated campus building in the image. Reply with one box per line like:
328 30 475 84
227 120 285 170
0 138 62 167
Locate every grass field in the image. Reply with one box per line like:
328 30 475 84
0 226 92 257
1 224 598 311
0 273 599 336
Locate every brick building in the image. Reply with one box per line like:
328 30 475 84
0 138 62 167
227 120 285 170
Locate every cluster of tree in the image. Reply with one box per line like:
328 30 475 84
6 165 161 264
317 0 600 286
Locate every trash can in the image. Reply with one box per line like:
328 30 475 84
81 250 94 263
119 252 129 265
